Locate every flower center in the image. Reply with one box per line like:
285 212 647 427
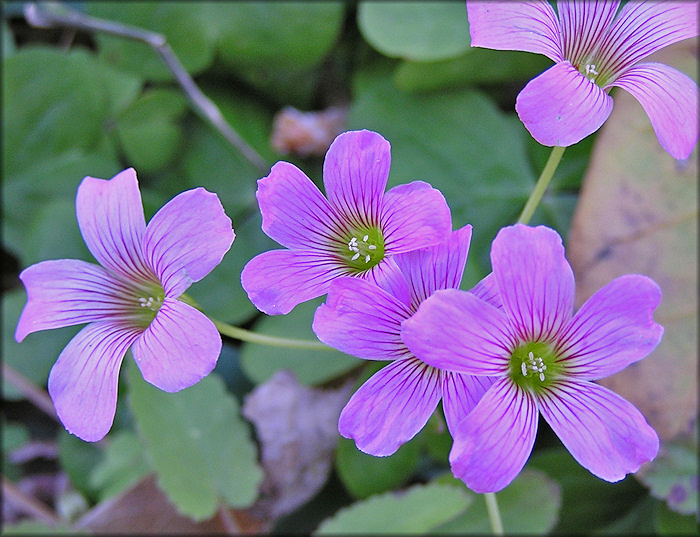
340 227 385 272
132 283 165 328
508 341 561 393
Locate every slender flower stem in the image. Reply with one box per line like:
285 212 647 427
2 362 59 421
24 2 269 173
212 319 332 350
484 492 504 535
517 145 566 225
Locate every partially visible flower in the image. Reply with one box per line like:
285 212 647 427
403 224 662 493
15 168 234 442
467 1 699 159
312 226 496 456
241 129 452 315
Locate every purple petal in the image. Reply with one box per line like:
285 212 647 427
558 0 620 65
539 380 659 482
468 272 503 310
450 377 539 493
490 225 575 342
441 372 495 436
143 188 234 297
15 259 134 341
364 257 413 308
596 1 699 75
323 130 391 227
466 1 563 62
76 168 150 283
256 161 340 250
557 275 663 380
393 225 472 308
131 298 220 392
515 61 614 147
241 249 347 315
381 181 452 254
312 277 413 361
611 63 699 160
402 288 513 376
338 357 441 456
48 322 140 442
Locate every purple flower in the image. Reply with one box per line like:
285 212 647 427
15 168 235 442
240 129 452 315
467 1 699 159
312 226 496 456
402 224 662 493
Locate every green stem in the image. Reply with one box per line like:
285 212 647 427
484 492 504 535
212 319 331 350
517 145 566 225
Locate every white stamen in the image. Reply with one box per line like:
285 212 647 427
585 64 598 76
365 254 371 263
351 252 360 261
368 245 377 250
539 372 546 382
521 362 528 376
521 351 547 381
363 235 369 242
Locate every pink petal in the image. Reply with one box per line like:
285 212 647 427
15 259 134 341
611 63 699 160
143 188 234 297
381 181 452 254
596 1 699 75
131 298 220 392
558 0 620 65
467 272 503 310
364 257 413 308
338 357 442 456
490 225 575 342
241 249 347 315
75 168 150 283
402 288 513 376
515 61 614 147
256 161 340 250
450 377 539 493
466 1 563 62
557 275 663 380
323 130 391 227
538 380 659 482
48 322 140 442
312 277 413 361
441 371 495 436
393 225 472 308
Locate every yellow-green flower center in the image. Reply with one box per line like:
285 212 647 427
340 227 385 272
508 341 562 394
132 282 165 328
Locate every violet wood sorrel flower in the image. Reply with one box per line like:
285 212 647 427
240 129 452 315
312 226 496 456
402 224 663 493
467 1 699 159
15 168 235 442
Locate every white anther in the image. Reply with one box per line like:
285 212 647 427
351 253 360 261
368 245 377 250
365 254 371 263
363 235 369 242
521 362 528 376
585 64 598 76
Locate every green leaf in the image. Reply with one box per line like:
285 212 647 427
2 20 16 58
358 2 470 61
89 430 151 501
240 298 359 386
433 469 561 534
59 429 105 502
348 65 572 276
315 482 472 534
127 362 263 520
2 420 29 480
0 521 79 535
335 435 421 500
86 2 215 82
656 499 699 535
115 88 188 174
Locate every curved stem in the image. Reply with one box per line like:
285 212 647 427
212 319 331 350
484 492 504 535
517 145 566 225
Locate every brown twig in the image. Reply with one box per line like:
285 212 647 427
2 475 63 526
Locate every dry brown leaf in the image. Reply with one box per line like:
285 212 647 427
567 39 698 442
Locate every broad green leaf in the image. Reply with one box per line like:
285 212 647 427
239 298 359 386
433 469 561 534
315 482 472 534
2 47 111 176
528 448 647 534
115 88 188 174
86 2 215 82
89 430 151 501
59 429 105 502
656 499 699 535
128 362 263 520
348 65 572 276
394 49 552 93
2 289 78 400
358 2 470 61
2 20 16 58
335 435 421 500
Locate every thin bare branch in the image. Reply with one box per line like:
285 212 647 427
2 476 63 526
2 362 58 421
